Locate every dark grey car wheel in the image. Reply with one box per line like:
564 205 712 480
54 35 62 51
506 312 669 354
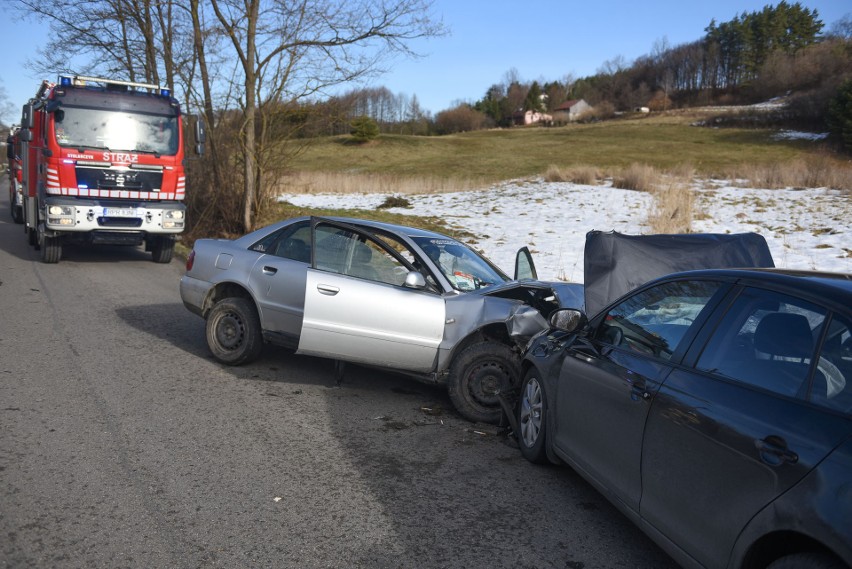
206 297 263 365
767 553 846 569
447 341 519 424
518 369 549 464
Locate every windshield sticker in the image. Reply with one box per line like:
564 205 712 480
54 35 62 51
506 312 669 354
429 239 458 246
453 271 476 291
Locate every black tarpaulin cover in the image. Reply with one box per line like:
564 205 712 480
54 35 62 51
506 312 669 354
584 230 775 316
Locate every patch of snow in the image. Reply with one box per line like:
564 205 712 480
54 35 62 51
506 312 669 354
279 180 852 282
772 130 830 141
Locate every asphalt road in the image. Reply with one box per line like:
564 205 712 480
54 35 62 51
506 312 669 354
0 194 678 569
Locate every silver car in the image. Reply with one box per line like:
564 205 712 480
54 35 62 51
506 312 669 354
180 216 582 423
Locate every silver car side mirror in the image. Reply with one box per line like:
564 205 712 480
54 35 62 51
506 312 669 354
404 271 427 289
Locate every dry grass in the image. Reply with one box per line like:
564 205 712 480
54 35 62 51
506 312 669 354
544 164 600 185
613 163 661 192
719 156 852 191
275 170 487 195
648 170 696 234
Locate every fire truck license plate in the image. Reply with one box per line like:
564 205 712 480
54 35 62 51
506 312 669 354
104 207 140 218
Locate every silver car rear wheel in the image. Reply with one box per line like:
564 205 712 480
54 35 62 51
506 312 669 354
206 297 263 365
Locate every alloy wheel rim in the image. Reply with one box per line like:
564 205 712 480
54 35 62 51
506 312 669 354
520 377 542 447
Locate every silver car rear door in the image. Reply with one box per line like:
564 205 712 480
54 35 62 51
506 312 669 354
246 220 312 344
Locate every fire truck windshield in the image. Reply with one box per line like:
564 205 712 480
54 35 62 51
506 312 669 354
54 107 179 156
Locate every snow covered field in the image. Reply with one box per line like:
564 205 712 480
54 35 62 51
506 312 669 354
279 179 851 283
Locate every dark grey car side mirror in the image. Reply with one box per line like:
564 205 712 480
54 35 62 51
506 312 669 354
549 308 588 333
404 271 427 289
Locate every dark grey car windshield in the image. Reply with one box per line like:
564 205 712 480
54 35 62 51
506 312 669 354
412 236 509 291
54 107 179 155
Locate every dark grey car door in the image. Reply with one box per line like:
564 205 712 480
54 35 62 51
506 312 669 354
640 286 852 569
551 280 723 513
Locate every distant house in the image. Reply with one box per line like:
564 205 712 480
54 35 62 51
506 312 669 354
512 109 553 126
552 99 592 122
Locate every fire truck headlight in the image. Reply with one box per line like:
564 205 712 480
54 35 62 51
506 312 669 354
47 205 75 226
163 209 185 229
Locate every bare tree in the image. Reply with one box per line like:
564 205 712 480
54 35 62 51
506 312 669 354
202 0 444 230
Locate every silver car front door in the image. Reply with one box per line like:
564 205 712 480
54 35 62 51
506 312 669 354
297 220 445 372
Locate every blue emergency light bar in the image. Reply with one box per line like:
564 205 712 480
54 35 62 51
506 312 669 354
55 75 164 95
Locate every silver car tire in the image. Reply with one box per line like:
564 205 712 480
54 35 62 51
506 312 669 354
518 369 549 464
447 342 519 424
205 297 264 365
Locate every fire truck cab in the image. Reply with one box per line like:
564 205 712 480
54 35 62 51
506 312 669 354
18 75 196 263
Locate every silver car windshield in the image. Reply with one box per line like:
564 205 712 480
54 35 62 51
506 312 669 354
412 236 509 292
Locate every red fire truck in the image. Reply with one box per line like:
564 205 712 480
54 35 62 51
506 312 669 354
6 126 23 224
17 75 203 263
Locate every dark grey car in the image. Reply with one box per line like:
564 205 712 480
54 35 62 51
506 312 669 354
516 269 852 569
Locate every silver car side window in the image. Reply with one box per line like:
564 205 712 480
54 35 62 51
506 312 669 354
313 224 416 288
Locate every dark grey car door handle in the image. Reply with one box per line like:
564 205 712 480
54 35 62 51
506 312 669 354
262 266 278 275
630 383 651 401
755 437 799 465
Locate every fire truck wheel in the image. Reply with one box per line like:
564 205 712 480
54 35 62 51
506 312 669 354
151 238 175 263
206 297 263 365
10 203 23 224
40 236 62 263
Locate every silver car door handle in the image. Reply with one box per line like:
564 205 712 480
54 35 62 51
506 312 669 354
262 266 278 275
317 284 340 296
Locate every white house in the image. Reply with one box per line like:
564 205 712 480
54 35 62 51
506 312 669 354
552 99 592 122
512 109 553 126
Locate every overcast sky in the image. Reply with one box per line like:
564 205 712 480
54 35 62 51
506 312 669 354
1 0 848 123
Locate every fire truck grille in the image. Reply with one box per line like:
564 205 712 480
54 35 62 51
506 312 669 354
76 166 164 192
97 217 144 228
90 231 145 246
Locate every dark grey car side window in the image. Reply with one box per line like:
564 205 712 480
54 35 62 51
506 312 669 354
597 280 721 360
695 288 826 399
813 314 852 413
